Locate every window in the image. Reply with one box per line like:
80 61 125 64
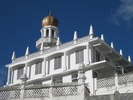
35 61 42 75
52 30 54 38
17 67 23 79
76 49 84 64
54 56 62 70
72 73 78 82
53 77 62 84
96 50 100 62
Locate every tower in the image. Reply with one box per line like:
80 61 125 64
36 11 59 50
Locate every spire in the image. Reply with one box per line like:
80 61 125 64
128 55 131 62
119 49 123 55
89 24 94 39
49 11 52 16
25 46 29 56
40 43 44 54
11 51 16 60
73 31 78 44
73 31 78 40
101 34 104 41
111 42 114 48
56 37 61 48
40 43 44 51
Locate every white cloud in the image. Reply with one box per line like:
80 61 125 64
113 0 133 25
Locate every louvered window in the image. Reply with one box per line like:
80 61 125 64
17 67 23 79
35 61 42 75
54 56 62 70
76 49 84 64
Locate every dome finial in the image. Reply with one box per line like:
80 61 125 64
49 11 52 16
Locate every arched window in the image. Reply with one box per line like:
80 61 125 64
46 29 49 37
52 30 54 38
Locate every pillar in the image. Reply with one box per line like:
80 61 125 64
24 63 28 75
49 28 52 37
63 52 67 71
85 70 95 95
86 42 89 64
88 43 93 64
42 58 46 76
77 63 86 84
115 71 118 91
44 29 46 37
7 68 10 85
46 59 50 75
10 70 14 84
41 29 44 38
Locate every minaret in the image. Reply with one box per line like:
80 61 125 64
36 11 59 50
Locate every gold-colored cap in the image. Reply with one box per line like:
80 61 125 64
42 11 58 27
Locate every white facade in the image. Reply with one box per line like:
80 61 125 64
4 12 133 96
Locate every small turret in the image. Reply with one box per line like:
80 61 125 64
36 11 59 50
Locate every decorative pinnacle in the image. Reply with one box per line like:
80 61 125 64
120 49 123 55
73 31 78 40
56 37 61 46
25 46 29 56
49 11 52 16
40 43 44 51
101 34 104 41
11 51 16 60
128 55 131 62
111 42 114 48
89 24 94 39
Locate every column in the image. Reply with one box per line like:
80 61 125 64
46 59 50 75
86 42 89 64
49 28 52 37
44 29 46 37
115 71 118 91
42 58 46 76
54 31 56 38
85 70 95 95
24 63 28 75
10 70 14 84
88 43 93 64
41 29 44 38
6 68 10 85
63 52 67 71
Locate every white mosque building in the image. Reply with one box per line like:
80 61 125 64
0 12 133 100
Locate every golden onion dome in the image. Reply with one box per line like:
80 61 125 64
42 11 58 27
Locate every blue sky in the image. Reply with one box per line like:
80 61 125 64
0 0 133 86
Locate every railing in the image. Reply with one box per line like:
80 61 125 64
52 85 78 96
118 71 133 84
97 71 133 89
24 88 49 98
0 86 21 99
0 83 80 99
97 77 115 89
